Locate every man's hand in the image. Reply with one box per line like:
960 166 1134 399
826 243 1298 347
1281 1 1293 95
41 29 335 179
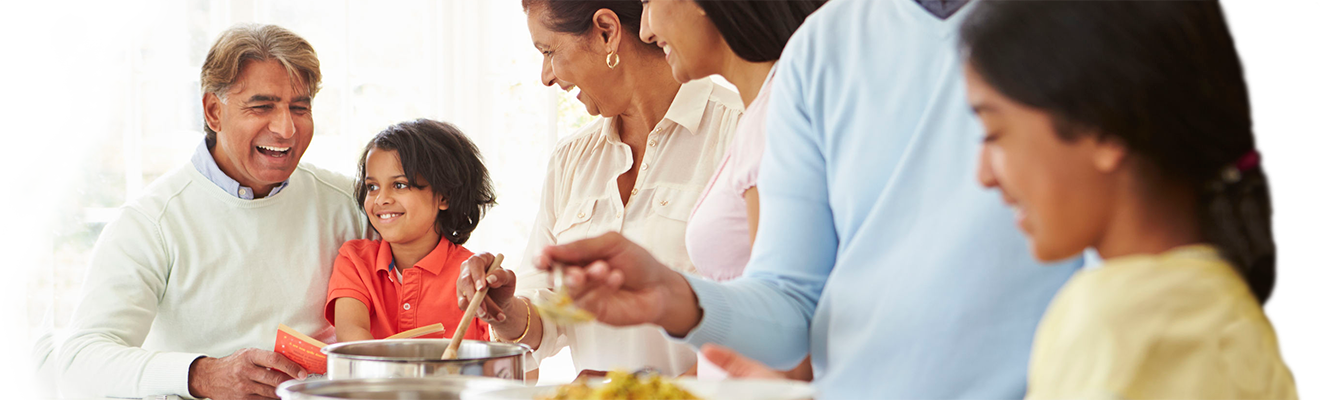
539 232 702 336
188 348 308 400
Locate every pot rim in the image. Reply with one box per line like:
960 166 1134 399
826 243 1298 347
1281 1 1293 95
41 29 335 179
321 338 532 362
277 376 518 399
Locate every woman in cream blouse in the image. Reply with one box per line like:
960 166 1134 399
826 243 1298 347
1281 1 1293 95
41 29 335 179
455 0 741 379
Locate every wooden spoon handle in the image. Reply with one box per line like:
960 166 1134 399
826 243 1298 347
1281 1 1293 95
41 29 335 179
443 253 504 359
385 322 446 340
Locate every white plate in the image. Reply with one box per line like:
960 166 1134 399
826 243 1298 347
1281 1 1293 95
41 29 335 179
463 377 816 400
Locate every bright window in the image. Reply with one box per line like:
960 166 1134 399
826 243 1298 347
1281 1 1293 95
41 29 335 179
25 0 589 388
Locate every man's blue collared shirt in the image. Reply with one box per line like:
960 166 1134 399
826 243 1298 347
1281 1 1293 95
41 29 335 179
190 140 289 199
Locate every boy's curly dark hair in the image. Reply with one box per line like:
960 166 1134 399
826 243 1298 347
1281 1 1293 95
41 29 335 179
355 119 496 245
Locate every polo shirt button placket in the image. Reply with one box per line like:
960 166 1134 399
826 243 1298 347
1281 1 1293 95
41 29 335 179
402 269 416 328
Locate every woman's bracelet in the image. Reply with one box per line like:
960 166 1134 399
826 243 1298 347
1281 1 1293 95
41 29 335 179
508 297 532 343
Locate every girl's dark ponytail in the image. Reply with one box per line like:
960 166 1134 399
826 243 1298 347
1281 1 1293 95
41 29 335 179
1202 153 1276 303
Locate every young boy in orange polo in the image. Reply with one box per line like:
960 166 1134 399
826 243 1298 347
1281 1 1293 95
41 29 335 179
326 119 497 342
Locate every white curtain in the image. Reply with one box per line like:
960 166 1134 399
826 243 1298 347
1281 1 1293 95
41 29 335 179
19 0 590 393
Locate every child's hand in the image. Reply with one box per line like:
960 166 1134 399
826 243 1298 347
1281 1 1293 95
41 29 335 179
457 252 518 323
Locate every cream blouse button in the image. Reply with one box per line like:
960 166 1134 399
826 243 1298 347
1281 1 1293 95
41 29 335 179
615 211 623 218
403 303 411 310
648 140 657 147
577 212 586 218
630 188 638 195
660 200 669 206
641 163 649 171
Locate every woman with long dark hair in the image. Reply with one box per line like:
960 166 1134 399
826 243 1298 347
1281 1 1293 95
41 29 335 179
637 0 825 379
961 1 1296 397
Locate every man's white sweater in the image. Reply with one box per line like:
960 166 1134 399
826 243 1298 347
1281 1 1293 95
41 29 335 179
55 162 366 398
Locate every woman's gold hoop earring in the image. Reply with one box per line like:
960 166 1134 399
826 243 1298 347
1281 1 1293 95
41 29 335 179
606 52 620 69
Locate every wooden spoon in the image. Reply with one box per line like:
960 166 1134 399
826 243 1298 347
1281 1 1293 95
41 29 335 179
384 322 446 340
442 253 504 359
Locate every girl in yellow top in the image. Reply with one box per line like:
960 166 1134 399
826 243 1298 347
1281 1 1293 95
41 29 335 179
959 2 1296 399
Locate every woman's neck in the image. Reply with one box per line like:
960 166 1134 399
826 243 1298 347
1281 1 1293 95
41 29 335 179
616 51 681 146
1095 181 1203 260
389 232 442 270
722 57 775 108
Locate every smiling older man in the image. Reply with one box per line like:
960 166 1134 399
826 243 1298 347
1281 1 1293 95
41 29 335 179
54 24 365 400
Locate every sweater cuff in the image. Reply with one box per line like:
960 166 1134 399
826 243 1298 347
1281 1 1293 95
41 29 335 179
142 351 206 398
672 275 732 348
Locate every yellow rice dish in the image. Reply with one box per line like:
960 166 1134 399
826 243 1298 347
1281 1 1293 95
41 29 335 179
539 370 700 400
534 293 596 324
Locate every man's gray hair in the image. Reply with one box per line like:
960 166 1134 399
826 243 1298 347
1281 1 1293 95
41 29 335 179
200 24 321 143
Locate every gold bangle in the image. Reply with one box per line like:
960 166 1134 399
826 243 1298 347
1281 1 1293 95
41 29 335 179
508 297 532 343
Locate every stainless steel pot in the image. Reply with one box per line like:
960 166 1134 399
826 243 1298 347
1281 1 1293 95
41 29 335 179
277 376 517 400
322 339 530 382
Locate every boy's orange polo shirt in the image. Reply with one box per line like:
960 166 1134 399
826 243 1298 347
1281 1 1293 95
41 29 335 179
325 239 489 341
